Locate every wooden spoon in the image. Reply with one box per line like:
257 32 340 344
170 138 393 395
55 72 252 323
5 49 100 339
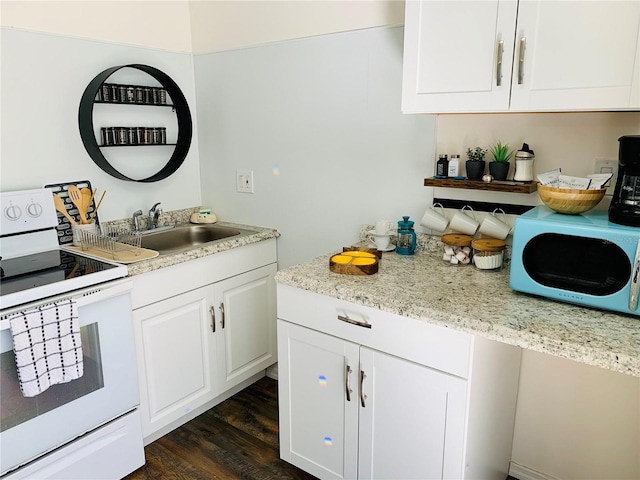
68 186 88 224
88 190 106 223
52 194 77 225
80 188 93 220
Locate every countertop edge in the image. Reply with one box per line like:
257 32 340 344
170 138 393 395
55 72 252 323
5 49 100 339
275 254 640 378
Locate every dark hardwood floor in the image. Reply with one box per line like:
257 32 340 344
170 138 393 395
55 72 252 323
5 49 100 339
125 376 519 480
125 377 316 480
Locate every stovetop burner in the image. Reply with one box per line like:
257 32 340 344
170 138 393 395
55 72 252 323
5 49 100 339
0 249 121 297
0 249 127 310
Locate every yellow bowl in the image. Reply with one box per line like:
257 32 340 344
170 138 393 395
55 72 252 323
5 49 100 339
537 183 606 215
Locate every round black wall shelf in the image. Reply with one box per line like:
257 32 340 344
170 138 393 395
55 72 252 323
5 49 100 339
78 64 193 182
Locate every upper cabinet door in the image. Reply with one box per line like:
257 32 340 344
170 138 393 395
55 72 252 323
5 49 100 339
510 1 640 111
402 0 640 113
402 0 518 113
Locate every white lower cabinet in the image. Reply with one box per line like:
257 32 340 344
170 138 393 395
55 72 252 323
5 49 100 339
134 285 217 437
131 239 278 442
277 284 521 480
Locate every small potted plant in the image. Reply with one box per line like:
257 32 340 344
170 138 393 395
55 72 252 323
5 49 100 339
488 141 515 181
465 147 487 180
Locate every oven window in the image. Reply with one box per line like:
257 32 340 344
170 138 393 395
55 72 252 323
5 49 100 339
0 323 104 432
523 233 632 296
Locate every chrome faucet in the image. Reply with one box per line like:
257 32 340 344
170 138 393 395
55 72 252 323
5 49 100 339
149 202 162 229
132 210 144 232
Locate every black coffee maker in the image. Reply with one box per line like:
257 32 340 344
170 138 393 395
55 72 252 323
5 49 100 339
609 135 640 227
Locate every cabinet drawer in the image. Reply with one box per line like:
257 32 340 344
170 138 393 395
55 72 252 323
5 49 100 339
277 284 471 378
132 238 276 309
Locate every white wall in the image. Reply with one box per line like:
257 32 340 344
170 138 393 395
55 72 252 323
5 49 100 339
0 1 193 53
511 351 640 480
0 27 201 221
194 26 435 269
189 0 404 54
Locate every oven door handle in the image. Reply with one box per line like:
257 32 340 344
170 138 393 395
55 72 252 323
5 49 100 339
629 240 640 312
1 279 132 331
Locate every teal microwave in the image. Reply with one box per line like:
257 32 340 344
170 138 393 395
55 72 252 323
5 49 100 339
510 206 640 316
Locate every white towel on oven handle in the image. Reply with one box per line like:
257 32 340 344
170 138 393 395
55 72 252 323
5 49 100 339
8 298 83 397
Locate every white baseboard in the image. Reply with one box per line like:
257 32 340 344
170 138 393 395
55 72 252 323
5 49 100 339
266 362 278 380
509 462 562 480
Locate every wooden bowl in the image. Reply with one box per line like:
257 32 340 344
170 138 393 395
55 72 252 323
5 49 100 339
537 184 606 214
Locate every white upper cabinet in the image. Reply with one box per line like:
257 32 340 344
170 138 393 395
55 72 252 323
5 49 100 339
402 0 640 113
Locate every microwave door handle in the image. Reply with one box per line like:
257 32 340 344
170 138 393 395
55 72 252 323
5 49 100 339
629 241 640 311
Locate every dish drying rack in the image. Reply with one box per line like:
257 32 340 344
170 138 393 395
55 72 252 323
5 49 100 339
77 225 143 260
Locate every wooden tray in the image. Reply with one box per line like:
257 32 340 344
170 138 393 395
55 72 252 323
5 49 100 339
65 245 159 264
330 250 379 275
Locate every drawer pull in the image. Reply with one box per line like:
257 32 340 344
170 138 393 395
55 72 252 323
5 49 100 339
337 314 371 329
345 365 353 402
209 306 216 332
219 302 225 329
360 370 367 408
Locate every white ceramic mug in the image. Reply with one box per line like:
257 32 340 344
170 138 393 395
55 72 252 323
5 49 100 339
72 222 98 246
373 234 391 250
449 205 479 236
420 203 449 232
479 208 511 240
375 220 393 235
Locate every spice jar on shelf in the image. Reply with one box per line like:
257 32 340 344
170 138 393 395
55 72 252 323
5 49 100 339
441 233 473 266
471 238 506 271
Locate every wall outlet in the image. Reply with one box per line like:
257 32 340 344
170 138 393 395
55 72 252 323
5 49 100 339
236 169 254 193
594 159 618 196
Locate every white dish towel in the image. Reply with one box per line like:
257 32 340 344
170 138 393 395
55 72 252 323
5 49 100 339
9 299 83 397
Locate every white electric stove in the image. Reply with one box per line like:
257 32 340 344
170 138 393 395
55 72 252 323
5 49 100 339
0 188 143 479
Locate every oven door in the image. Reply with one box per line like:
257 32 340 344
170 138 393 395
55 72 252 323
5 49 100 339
0 279 138 476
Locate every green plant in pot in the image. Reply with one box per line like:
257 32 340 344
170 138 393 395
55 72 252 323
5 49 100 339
488 141 515 181
465 147 487 180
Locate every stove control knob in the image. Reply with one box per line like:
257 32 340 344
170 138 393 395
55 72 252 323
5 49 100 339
4 202 22 221
26 200 43 218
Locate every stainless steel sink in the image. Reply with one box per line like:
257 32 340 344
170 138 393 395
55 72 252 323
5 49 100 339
139 224 254 254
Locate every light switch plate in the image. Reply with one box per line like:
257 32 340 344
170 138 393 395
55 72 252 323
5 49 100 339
594 159 618 196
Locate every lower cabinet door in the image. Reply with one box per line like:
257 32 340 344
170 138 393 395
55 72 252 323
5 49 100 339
133 286 217 438
278 321 359 480
357 348 468 480
214 264 277 391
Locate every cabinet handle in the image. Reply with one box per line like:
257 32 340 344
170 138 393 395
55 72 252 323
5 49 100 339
496 40 504 86
345 365 353 402
209 306 216 332
518 37 526 85
360 370 367 408
219 302 225 329
337 314 371 329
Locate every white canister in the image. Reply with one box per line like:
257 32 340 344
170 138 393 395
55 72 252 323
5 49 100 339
513 146 535 182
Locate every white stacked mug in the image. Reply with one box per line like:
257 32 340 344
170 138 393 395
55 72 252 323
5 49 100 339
373 220 393 250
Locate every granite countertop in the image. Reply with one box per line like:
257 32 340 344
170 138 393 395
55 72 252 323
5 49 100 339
275 231 640 378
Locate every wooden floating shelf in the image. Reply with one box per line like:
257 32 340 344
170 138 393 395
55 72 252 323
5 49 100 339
424 177 538 194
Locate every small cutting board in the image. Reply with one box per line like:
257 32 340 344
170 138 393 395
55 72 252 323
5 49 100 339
65 245 159 264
